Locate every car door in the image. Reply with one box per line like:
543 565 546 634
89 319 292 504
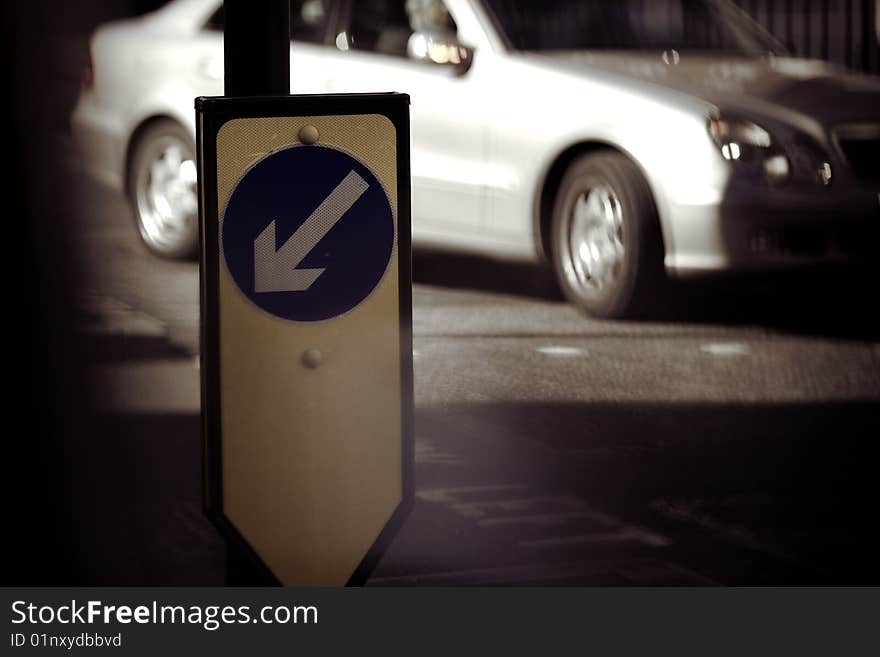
189 1 337 97
287 0 341 93
319 0 490 243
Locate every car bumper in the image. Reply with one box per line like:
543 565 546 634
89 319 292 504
664 179 880 276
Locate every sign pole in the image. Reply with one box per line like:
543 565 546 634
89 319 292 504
199 4 413 589
221 0 290 585
224 0 290 97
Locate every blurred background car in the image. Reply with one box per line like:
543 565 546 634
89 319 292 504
71 0 880 318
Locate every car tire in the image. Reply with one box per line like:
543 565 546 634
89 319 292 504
128 120 199 259
551 151 664 319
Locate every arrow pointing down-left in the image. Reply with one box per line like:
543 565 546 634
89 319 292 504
253 170 369 293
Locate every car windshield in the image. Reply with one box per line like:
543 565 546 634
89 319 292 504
480 0 783 56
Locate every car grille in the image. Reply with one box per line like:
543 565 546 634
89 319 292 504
834 124 880 183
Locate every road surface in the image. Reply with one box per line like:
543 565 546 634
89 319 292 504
58 166 880 585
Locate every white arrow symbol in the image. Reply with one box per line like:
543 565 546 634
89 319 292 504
253 170 369 293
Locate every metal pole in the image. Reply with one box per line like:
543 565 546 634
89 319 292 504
845 0 853 68
821 0 829 60
785 0 793 51
224 0 290 97
220 0 291 586
863 0 879 73
804 0 812 57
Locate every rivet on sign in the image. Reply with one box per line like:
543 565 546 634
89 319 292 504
299 125 319 145
301 348 323 369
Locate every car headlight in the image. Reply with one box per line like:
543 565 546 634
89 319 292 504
708 117 791 183
708 117 832 187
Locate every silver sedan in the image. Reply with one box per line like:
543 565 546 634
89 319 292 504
72 0 880 317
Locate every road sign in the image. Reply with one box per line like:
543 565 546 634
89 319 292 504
197 94 413 585
222 145 395 321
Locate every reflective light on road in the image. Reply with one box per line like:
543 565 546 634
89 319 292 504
536 346 588 357
700 342 750 356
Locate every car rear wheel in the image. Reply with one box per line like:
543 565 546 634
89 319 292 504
128 120 198 259
551 151 664 319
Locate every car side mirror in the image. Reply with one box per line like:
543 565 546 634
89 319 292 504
407 31 474 75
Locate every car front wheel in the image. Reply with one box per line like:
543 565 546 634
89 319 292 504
128 120 199 259
551 151 664 319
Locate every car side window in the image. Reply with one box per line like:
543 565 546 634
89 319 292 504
292 0 330 43
347 0 457 57
205 5 224 32
204 1 330 45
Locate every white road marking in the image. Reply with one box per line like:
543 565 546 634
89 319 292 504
416 484 529 503
478 510 611 527
653 498 821 572
536 345 588 357
420 484 672 550
700 342 751 356
415 438 463 466
521 526 671 549
450 496 579 519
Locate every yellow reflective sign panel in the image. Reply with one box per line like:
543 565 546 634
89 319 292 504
197 95 413 585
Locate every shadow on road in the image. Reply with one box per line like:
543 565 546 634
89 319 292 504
63 411 224 585
414 250 880 340
78 333 193 364
56 329 218 584
414 398 880 584
414 250 564 302
660 269 880 340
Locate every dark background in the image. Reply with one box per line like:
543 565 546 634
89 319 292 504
2 0 879 585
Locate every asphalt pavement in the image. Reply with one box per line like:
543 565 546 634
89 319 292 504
51 161 880 585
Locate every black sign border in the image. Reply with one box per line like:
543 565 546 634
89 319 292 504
196 93 414 586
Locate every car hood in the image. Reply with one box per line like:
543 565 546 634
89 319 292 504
533 51 880 133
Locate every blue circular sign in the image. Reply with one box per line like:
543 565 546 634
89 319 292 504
221 145 394 322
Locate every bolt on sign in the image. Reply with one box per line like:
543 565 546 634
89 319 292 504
196 94 414 585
